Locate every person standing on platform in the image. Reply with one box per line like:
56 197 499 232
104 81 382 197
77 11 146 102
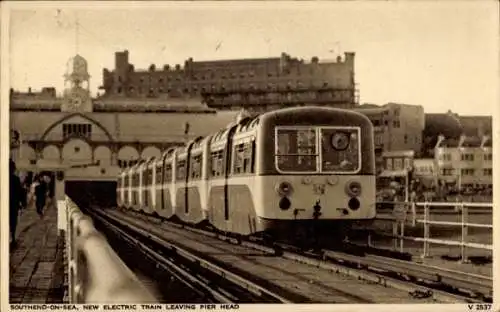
34 174 47 218
9 159 24 249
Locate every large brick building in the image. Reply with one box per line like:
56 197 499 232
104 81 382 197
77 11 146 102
99 50 358 110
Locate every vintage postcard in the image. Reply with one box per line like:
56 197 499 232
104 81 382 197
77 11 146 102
1 1 498 311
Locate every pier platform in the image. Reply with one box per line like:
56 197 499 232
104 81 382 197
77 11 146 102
9 203 66 303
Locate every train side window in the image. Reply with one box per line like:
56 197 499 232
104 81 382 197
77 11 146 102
156 166 162 184
177 160 186 180
164 163 172 182
211 150 224 177
233 143 245 174
190 154 202 180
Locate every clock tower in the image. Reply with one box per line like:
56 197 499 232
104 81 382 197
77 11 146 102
62 54 93 113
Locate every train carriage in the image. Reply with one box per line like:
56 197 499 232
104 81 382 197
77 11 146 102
142 157 156 214
117 171 126 208
156 148 177 219
130 161 144 211
208 119 259 235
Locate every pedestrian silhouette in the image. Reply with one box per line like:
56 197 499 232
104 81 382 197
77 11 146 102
9 159 24 249
35 175 47 218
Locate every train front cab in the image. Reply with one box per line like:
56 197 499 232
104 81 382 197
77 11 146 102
253 107 377 237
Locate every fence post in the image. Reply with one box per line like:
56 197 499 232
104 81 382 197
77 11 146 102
461 202 469 263
392 222 397 250
421 201 430 258
399 221 405 253
411 202 416 227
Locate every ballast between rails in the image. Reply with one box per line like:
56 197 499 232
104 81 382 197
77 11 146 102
107 206 491 303
89 207 293 304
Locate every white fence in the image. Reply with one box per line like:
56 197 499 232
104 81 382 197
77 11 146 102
371 201 492 263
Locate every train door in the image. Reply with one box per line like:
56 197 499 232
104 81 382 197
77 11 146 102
223 125 239 221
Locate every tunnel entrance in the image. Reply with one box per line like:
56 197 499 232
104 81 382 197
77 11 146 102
65 180 117 209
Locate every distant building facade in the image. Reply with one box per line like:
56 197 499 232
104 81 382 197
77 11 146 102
10 54 240 183
353 103 425 170
412 158 437 187
434 135 492 188
99 50 358 110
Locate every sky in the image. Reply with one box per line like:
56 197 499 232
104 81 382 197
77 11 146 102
6 1 499 116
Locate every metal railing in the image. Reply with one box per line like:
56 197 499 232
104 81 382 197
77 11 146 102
372 201 492 263
59 197 157 303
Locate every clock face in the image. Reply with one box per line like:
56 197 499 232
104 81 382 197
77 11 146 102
65 87 89 110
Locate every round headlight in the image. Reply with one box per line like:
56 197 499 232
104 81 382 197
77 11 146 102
276 181 293 196
331 132 350 150
345 181 362 197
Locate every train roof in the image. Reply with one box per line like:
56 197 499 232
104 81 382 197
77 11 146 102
259 106 373 125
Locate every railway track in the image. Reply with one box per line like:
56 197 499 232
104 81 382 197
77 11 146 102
88 208 291 303
87 206 489 303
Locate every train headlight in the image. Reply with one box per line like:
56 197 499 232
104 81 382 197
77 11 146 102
345 181 362 197
331 132 350 151
276 181 293 196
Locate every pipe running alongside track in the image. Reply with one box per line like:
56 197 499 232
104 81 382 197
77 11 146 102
63 197 157 303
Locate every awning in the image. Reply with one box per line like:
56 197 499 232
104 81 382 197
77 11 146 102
378 170 408 178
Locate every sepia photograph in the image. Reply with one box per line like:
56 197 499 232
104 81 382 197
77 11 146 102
2 1 498 310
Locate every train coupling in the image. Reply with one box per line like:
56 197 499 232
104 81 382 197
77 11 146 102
313 200 322 219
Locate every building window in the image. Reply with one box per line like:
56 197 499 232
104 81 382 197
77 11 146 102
63 123 92 140
484 153 492 161
440 153 451 161
441 168 454 176
117 87 122 94
404 134 408 144
393 158 403 170
386 158 393 170
483 168 493 176
461 154 474 161
393 120 400 128
461 168 475 176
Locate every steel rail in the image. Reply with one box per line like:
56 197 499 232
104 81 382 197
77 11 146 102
91 208 293 304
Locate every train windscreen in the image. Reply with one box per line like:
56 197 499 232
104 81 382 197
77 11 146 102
276 127 318 172
275 126 361 174
320 127 361 173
